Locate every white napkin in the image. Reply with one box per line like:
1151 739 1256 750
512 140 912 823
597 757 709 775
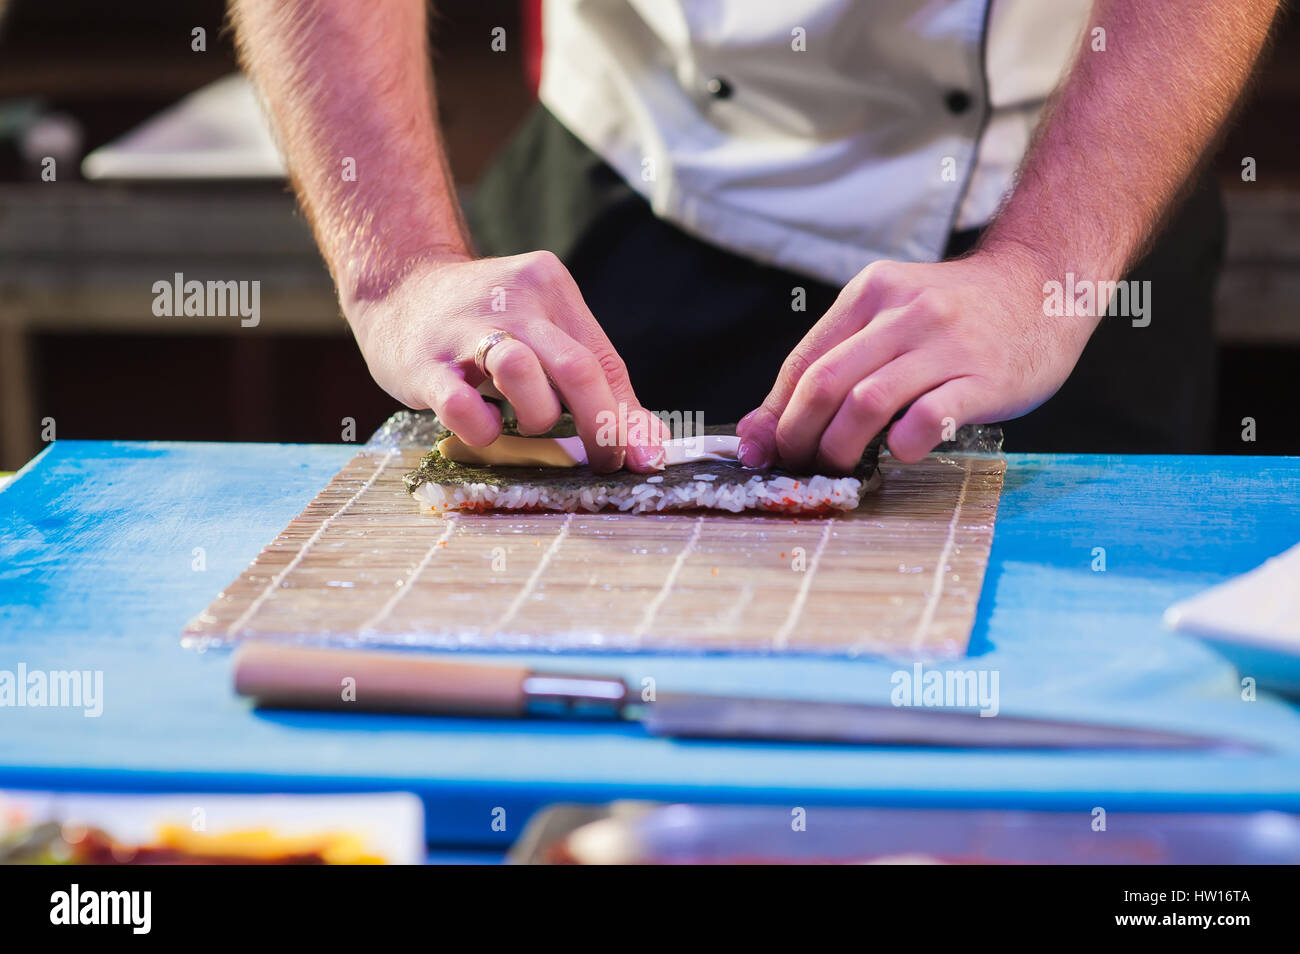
1165 542 1300 651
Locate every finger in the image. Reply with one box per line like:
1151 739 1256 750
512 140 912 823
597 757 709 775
541 274 667 472
886 377 980 463
736 263 906 466
523 322 627 473
482 337 562 435
814 355 948 474
618 406 671 474
772 322 906 469
424 365 503 447
736 313 863 465
737 305 900 470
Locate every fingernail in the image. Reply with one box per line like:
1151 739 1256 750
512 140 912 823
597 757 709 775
628 444 666 472
593 448 625 474
738 439 766 468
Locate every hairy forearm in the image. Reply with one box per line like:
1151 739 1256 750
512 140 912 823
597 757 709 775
231 0 470 309
983 0 1279 286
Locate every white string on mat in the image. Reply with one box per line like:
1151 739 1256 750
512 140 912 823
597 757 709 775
490 512 574 635
222 448 399 640
772 516 835 649
714 581 755 638
631 514 706 639
910 455 973 650
356 512 459 638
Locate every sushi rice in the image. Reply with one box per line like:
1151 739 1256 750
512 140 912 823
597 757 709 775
411 469 880 515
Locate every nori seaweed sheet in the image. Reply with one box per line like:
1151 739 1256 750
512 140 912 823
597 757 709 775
403 415 881 498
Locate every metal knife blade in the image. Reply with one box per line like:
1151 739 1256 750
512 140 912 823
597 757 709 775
638 693 1257 751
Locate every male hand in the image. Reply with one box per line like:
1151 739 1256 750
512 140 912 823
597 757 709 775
349 250 667 473
736 249 1095 471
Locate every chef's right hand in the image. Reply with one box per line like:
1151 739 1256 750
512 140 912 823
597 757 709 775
347 251 667 474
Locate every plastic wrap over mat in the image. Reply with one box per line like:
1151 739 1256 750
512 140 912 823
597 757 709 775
183 411 1006 656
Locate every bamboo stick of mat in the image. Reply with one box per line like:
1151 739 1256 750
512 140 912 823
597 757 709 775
183 448 1005 656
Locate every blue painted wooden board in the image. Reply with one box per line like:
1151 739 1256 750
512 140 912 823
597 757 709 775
1 440 1298 847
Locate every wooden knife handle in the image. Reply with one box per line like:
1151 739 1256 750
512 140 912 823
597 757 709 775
233 643 531 717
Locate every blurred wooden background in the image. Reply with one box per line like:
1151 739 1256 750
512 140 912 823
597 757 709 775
0 0 1297 470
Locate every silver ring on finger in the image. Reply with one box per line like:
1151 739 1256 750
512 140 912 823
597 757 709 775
473 329 518 378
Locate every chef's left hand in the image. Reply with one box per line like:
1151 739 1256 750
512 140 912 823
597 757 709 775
736 249 1097 471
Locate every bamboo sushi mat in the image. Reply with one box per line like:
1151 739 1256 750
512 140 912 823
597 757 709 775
184 413 1006 656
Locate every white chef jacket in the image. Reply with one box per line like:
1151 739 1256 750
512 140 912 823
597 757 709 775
539 0 1093 287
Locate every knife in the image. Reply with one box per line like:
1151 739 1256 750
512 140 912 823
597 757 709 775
232 643 1255 752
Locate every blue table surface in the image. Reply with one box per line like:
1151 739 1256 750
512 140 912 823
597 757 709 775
1 440 1298 848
